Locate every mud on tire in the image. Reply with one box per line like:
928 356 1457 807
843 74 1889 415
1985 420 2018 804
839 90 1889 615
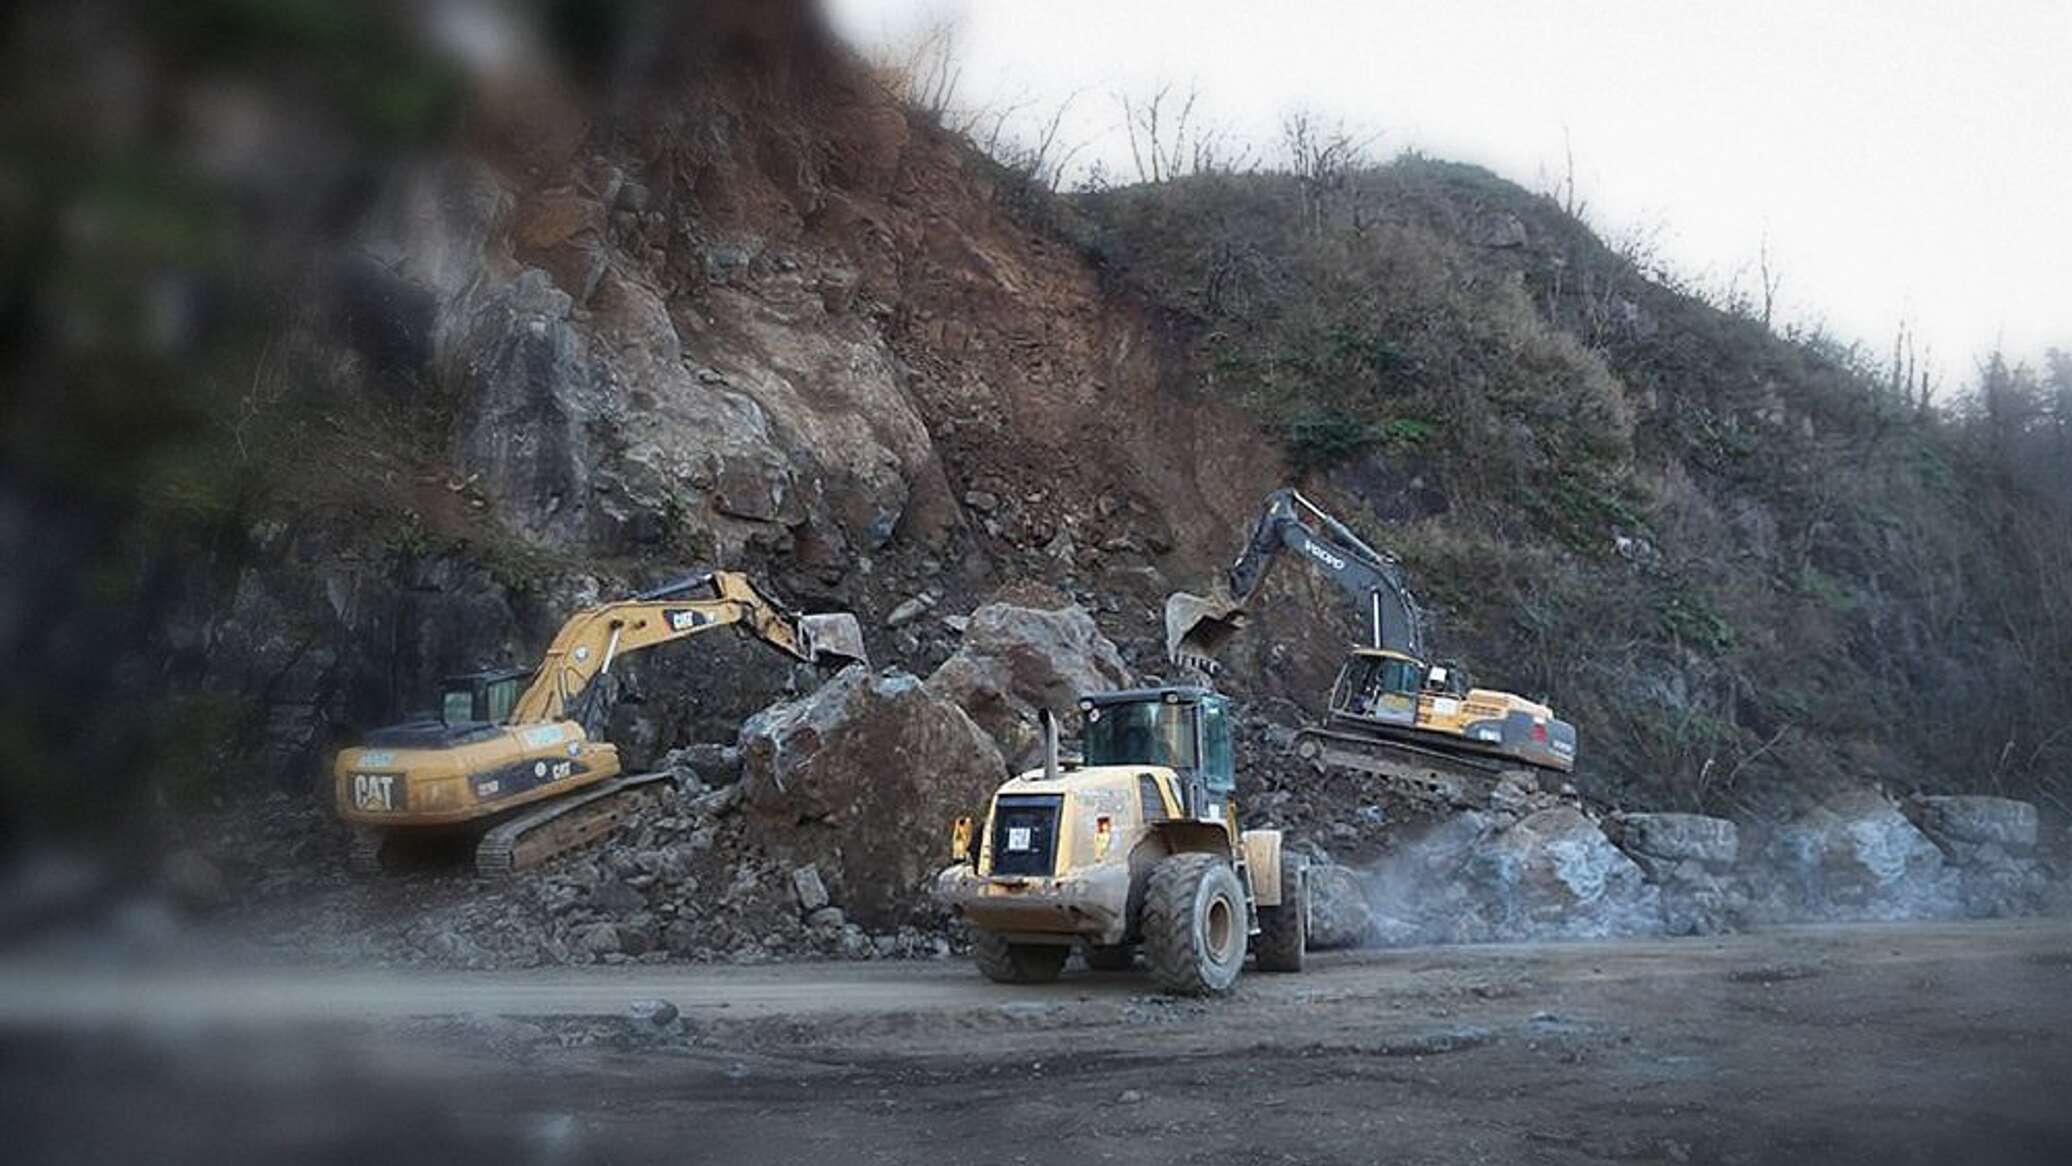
1254 852 1307 973
970 928 1070 983
1143 852 1248 996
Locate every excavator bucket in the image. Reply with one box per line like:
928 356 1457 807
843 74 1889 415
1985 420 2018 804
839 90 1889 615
1164 587 1248 677
799 612 868 667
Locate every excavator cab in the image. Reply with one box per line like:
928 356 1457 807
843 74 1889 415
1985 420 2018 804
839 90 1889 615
1423 660 1471 699
1334 649 1426 725
439 668 532 726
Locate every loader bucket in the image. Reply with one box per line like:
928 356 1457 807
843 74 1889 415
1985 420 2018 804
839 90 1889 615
1164 588 1248 676
800 612 868 667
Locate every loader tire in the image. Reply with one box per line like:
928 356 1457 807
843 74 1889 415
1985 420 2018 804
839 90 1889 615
1082 942 1136 971
1254 853 1308 973
970 929 1069 984
1143 852 1248 996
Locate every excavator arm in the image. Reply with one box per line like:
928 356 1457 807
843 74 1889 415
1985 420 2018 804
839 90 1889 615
507 570 866 726
1166 488 1424 674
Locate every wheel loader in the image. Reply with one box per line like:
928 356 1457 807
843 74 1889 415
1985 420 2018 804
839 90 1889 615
333 570 865 876
936 687 1307 995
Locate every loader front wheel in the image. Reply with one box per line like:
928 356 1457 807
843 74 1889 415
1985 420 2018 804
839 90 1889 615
970 929 1069 984
1143 852 1248 996
1254 852 1308 973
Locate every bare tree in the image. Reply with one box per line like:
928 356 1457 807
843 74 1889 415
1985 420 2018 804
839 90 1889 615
1888 318 1938 416
1114 81 1253 186
1279 109 1375 237
1757 231 1783 331
1558 126 1588 221
886 15 963 122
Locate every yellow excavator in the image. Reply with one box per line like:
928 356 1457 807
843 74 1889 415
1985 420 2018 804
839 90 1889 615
1166 489 1575 805
334 570 865 875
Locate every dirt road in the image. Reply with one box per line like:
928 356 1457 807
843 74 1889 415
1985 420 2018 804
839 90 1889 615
5 918 2070 1165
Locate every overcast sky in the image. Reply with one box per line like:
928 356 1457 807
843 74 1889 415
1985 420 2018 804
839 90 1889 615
827 0 2069 385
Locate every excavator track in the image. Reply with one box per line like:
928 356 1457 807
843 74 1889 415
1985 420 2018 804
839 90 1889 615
1293 726 1532 810
473 771 677 878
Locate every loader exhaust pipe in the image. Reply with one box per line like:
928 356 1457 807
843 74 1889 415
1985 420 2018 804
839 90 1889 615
1041 707 1061 783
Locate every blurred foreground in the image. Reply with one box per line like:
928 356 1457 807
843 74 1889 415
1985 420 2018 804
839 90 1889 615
4 918 2070 1165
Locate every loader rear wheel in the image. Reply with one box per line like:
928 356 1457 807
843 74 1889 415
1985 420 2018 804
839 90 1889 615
1143 852 1248 996
970 929 1069 984
1082 942 1136 971
1254 853 1308 973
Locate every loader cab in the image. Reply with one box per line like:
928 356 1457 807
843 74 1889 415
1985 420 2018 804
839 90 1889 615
1079 687 1234 800
439 668 531 726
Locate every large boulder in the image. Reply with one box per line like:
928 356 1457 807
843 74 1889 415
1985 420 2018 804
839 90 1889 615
1755 789 1958 921
1608 813 1739 873
924 603 1133 768
739 666 1006 926
1905 796 2048 918
1606 813 1740 936
1471 808 1660 940
1305 864 1376 950
1905 796 2039 853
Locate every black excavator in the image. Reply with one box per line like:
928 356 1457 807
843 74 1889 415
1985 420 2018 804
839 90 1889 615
1166 488 1576 804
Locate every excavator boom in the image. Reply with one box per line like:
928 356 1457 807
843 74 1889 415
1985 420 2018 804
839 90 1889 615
1165 488 1423 674
509 570 866 726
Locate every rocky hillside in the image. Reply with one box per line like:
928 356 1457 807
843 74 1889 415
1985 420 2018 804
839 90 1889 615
1064 160 2072 813
3 0 2067 853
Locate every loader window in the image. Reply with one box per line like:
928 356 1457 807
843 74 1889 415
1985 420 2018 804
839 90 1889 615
1198 697 1234 791
1083 701 1198 771
442 688 475 725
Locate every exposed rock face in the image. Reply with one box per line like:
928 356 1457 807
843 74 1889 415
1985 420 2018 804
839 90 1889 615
1608 813 1740 935
924 603 1133 768
350 158 957 562
739 666 1006 926
1753 790 1958 922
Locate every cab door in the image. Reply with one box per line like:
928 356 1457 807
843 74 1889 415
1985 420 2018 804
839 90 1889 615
1196 696 1236 823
